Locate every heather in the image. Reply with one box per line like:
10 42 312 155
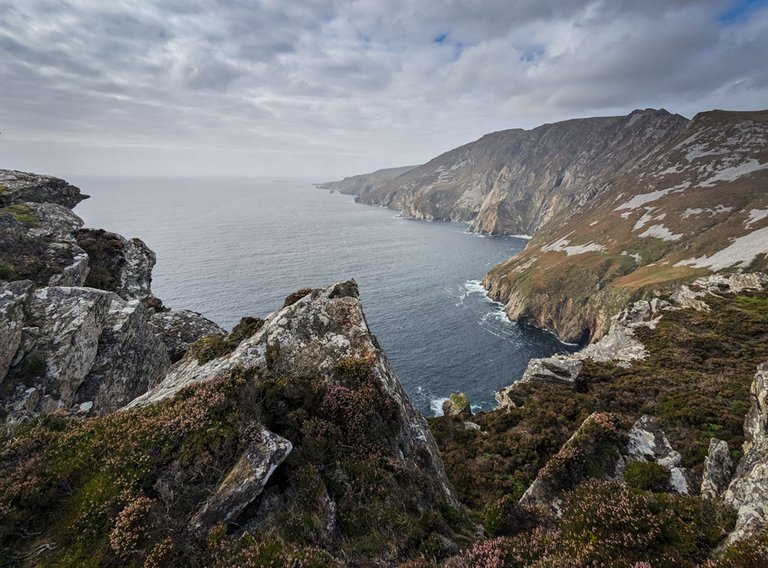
431 290 768 565
0 358 470 566
430 290 768 516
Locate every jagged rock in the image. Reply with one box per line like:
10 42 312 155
76 229 156 300
701 438 733 499
74 297 171 413
127 280 459 506
620 415 688 494
442 392 472 417
0 280 34 382
48 248 89 287
524 357 582 385
519 412 627 517
671 273 768 311
724 363 768 544
3 285 172 421
19 287 112 409
149 309 226 362
0 169 87 209
119 237 155 299
496 356 582 407
190 426 292 537
1 202 89 286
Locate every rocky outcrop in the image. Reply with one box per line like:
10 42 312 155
519 413 689 518
0 170 224 422
671 273 768 311
496 274 766 408
128 279 459 506
519 412 627 517
149 309 226 362
0 169 87 209
0 280 34 383
0 200 89 287
2 286 171 419
701 438 733 500
190 426 292 537
442 392 472 417
620 415 688 494
76 229 156 300
75 296 170 413
723 362 768 544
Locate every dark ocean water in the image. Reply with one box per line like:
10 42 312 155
73 176 575 415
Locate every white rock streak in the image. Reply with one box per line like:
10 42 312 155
675 226 768 270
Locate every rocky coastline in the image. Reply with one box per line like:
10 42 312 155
3 169 768 566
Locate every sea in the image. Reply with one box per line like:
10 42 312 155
73 176 576 415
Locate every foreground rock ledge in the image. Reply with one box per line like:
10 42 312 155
126 279 459 508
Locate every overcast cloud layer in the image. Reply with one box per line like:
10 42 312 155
1 0 767 178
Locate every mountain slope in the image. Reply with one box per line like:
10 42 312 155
484 109 768 343
354 109 688 234
316 165 417 198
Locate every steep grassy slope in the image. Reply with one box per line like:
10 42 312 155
484 110 768 343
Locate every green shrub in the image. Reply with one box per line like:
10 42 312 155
483 494 534 537
189 333 231 364
716 529 768 567
0 262 16 280
1 204 37 226
624 461 671 492
188 317 265 365
283 287 315 307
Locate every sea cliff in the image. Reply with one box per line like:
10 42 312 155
3 168 768 566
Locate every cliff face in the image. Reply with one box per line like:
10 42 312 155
316 165 417 198
0 171 468 566
0 170 225 420
351 109 687 233
484 109 768 343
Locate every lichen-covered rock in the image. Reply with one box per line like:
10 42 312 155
0 201 89 286
3 285 172 421
701 438 733 499
47 248 89 287
442 392 472 417
519 412 627 517
620 415 689 494
190 426 292 537
0 280 34 382
76 229 156 300
20 286 112 409
671 273 768 311
148 309 226 362
75 297 171 413
724 363 768 544
0 169 87 209
128 280 459 506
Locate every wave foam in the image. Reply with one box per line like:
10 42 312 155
430 397 449 416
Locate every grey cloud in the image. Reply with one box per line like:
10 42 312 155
0 0 766 179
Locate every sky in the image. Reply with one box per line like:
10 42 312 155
1 0 767 180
